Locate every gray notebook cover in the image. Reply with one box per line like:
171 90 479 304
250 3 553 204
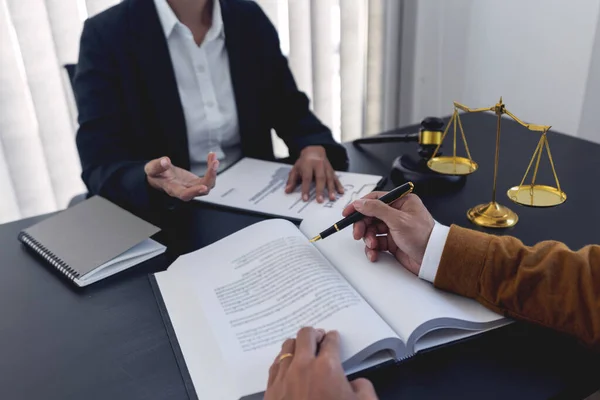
20 196 160 277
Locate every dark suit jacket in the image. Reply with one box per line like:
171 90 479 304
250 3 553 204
74 0 348 220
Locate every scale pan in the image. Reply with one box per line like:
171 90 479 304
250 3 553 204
507 185 567 207
427 156 478 176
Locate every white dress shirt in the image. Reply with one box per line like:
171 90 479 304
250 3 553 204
154 0 242 176
418 222 450 283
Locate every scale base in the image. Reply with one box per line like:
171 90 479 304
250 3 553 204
507 185 567 207
467 201 518 228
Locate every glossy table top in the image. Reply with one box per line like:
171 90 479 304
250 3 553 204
1 112 599 399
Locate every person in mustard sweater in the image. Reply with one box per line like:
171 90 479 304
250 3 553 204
263 192 599 400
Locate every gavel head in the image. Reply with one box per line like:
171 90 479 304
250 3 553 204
418 117 444 159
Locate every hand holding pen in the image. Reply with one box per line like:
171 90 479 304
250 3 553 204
309 182 435 276
343 188 434 276
310 182 414 242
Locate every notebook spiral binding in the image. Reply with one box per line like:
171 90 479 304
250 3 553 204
18 232 80 281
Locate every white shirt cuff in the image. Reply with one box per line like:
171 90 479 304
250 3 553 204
418 222 450 283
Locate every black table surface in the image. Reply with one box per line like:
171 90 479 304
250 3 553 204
1 112 599 400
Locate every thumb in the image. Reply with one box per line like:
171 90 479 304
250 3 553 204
353 198 402 228
145 157 171 177
350 378 377 399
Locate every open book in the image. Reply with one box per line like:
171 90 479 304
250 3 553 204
152 211 509 399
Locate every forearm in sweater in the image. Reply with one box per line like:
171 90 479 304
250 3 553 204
434 225 600 348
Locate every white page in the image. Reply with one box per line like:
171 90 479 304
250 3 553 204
154 267 238 400
299 210 505 348
77 239 166 286
87 238 165 274
155 219 398 399
194 158 382 220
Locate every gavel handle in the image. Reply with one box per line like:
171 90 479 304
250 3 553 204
353 133 419 147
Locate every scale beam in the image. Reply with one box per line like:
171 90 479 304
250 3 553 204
453 101 494 113
503 108 550 132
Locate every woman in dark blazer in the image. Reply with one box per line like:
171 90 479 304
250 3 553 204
74 0 348 220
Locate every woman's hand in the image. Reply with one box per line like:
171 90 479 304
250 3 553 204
145 152 219 201
285 146 344 203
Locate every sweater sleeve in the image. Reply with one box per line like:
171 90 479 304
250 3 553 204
434 225 600 349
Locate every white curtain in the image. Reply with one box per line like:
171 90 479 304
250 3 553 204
257 0 384 154
0 0 118 224
0 0 385 224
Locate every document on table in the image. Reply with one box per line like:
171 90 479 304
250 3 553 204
194 158 383 220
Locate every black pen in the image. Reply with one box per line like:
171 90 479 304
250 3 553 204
309 182 414 242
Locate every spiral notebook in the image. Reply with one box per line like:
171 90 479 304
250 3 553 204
18 196 166 287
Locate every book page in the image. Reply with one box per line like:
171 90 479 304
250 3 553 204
194 158 382 220
299 210 505 350
155 219 398 399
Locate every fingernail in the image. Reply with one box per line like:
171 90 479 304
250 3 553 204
212 160 220 171
365 237 373 248
303 194 309 201
353 199 366 209
317 195 323 203
368 251 375 262
316 328 326 341
160 158 168 167
198 185 208 194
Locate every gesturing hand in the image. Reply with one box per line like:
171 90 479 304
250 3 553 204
265 327 378 400
342 192 435 276
285 146 344 203
144 152 219 201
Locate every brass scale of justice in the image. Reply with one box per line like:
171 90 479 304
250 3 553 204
427 97 567 228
